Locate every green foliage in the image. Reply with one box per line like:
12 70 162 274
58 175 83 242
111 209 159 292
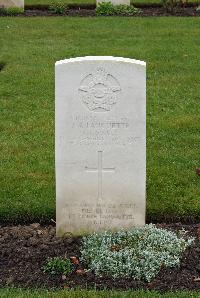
96 1 114 15
114 4 141 15
81 225 194 282
96 2 140 16
49 1 68 14
161 0 187 13
43 256 73 276
0 7 23 15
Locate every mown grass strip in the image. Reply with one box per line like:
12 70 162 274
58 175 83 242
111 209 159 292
1 289 200 298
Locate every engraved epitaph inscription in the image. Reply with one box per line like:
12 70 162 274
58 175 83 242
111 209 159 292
79 67 121 112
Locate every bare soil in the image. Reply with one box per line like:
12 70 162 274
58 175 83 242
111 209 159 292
0 223 200 291
0 6 200 17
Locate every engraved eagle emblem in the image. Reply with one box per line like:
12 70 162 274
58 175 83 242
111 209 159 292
79 67 121 112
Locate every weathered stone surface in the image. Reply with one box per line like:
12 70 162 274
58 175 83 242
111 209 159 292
97 0 130 6
56 56 146 235
0 0 24 8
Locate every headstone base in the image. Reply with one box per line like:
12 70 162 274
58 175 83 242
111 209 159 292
97 0 130 6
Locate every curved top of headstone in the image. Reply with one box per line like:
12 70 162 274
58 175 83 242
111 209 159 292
0 0 24 8
55 56 146 67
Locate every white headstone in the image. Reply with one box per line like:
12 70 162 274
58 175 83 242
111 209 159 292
97 0 130 6
0 0 24 8
56 56 146 236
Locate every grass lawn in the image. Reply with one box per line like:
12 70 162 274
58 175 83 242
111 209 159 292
25 0 200 5
1 289 200 298
0 17 199 223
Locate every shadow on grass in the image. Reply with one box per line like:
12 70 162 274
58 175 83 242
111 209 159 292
0 62 6 71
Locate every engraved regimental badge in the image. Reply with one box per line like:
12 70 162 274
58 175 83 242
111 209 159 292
79 67 121 112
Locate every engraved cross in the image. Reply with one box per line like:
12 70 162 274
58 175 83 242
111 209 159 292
85 151 115 202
